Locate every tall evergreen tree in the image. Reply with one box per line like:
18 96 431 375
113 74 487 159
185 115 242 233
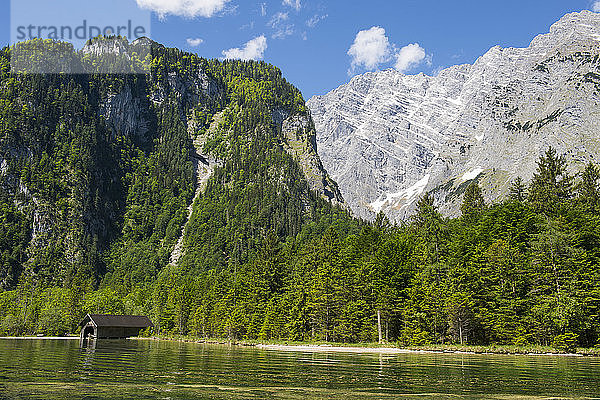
577 162 600 211
528 147 572 213
509 177 527 202
461 182 485 221
413 192 446 263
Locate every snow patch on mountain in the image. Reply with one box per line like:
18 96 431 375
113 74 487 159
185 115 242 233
370 174 430 214
461 168 484 183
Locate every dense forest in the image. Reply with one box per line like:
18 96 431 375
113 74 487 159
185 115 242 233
0 38 599 352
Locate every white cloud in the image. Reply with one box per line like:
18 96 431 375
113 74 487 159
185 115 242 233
593 1 600 12
260 2 267 16
222 35 268 60
347 26 430 75
306 14 328 28
186 38 204 47
348 26 391 71
425 54 433 67
269 12 294 39
136 0 229 18
272 26 294 39
221 4 239 16
394 43 426 73
240 21 255 30
269 11 289 25
283 0 301 11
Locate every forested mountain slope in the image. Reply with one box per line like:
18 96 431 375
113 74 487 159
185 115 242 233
0 37 345 291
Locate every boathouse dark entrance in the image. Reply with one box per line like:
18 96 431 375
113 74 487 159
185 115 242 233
81 324 96 339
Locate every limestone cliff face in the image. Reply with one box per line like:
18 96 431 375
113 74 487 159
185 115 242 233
281 114 344 205
308 11 600 220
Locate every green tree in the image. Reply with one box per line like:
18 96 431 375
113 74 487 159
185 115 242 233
509 177 527 202
528 147 573 213
413 192 446 264
461 182 485 221
577 162 600 211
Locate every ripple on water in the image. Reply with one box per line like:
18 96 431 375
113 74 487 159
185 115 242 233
1 339 600 399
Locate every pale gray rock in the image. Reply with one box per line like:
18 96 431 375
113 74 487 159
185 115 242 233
308 10 600 220
80 36 151 74
0 157 7 176
81 37 130 57
100 85 150 141
281 114 345 205
170 113 223 266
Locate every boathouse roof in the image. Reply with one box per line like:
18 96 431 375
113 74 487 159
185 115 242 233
79 314 154 328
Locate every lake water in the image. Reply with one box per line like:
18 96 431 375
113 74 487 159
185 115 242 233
0 339 599 399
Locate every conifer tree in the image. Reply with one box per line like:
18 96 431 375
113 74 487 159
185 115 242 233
413 192 445 263
509 177 527 202
461 182 485 221
374 211 391 233
528 147 572 213
413 192 437 227
577 162 600 211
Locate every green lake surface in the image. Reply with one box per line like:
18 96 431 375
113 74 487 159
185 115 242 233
0 339 599 399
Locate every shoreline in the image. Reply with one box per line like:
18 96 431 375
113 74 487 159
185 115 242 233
133 337 598 357
2 336 597 357
0 336 79 340
256 344 458 355
254 344 589 357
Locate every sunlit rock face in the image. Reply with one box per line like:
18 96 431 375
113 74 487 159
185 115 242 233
308 11 600 220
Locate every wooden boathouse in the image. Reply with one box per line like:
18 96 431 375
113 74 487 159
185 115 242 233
79 314 153 340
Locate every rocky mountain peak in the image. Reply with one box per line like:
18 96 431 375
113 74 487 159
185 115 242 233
308 10 600 221
81 36 131 56
543 10 600 42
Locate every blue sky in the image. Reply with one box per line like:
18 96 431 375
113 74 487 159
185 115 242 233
1 0 598 98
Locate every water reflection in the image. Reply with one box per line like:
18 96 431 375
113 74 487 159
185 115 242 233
80 338 97 374
0 339 599 399
79 336 96 349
